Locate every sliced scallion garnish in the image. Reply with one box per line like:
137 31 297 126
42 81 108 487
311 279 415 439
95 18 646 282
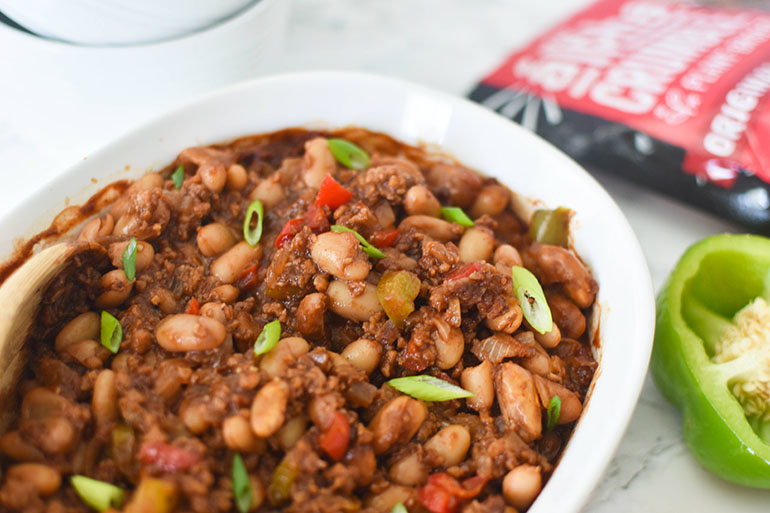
172 165 184 190
330 225 385 259
386 375 473 402
511 265 552 334
122 237 137 282
254 320 281 356
100 311 122 354
327 138 370 170
232 453 252 513
391 503 408 513
440 206 474 227
71 475 125 512
243 199 264 247
546 395 562 432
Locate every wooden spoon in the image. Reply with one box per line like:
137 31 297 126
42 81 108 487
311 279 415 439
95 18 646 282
0 241 107 432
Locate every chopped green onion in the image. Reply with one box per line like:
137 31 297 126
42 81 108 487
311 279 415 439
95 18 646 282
71 475 125 512
327 138 370 170
243 199 264 247
511 265 552 334
254 320 281 356
232 453 252 513
546 395 562 432
440 206 474 227
122 237 137 282
387 375 474 402
100 311 122 354
330 225 385 259
391 503 408 513
172 165 184 190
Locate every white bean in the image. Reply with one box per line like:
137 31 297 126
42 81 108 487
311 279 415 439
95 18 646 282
303 137 336 188
277 416 307 450
6 463 61 496
92 369 117 423
432 320 464 369
200 302 227 324
425 425 471 467
341 338 382 375
495 362 541 441
197 223 236 257
327 280 383 322
66 340 111 369
211 284 239 303
223 415 263 452
199 162 227 193
398 215 461 242
259 337 310 378
55 312 99 354
389 452 427 486
494 244 523 274
471 184 510 218
108 240 155 273
404 185 441 217
458 227 495 264
368 396 427 454
251 379 289 438
78 214 114 241
485 296 523 334
210 241 262 284
534 321 561 349
95 269 133 308
503 465 542 510
249 175 285 208
227 163 249 191
311 232 371 281
154 314 227 352
461 361 495 411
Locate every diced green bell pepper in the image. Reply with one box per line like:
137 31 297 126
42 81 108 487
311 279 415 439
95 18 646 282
652 234 770 488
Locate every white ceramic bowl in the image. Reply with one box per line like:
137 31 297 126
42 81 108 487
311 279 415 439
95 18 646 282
0 0 257 45
0 72 655 513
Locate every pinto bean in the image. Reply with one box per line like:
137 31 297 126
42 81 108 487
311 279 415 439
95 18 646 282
250 379 289 438
311 232 371 281
341 338 382 375
368 396 427 454
327 280 383 322
547 291 586 339
427 163 482 207
249 175 285 208
404 185 441 217
432 318 464 370
223 415 263 452
92 369 117 423
303 137 336 188
389 452 427 486
259 337 310 378
398 215 462 243
197 223 237 257
470 184 509 218
458 227 495 264
95 269 133 308
425 425 471 467
108 240 155 272
6 463 61 496
461 361 495 411
503 465 542 510
227 163 249 191
296 293 327 339
495 362 542 441
55 312 99 354
210 241 262 284
154 314 227 352
532 244 597 309
78 214 114 242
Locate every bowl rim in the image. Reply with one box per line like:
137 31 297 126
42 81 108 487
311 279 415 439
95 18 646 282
0 70 655 512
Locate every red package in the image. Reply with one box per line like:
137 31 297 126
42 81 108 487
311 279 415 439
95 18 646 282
469 0 770 230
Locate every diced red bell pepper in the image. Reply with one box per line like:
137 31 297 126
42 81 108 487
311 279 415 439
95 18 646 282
418 473 487 513
447 262 483 281
314 174 352 210
235 263 260 290
185 298 199 315
139 442 201 473
317 411 350 461
304 203 330 234
276 218 304 249
369 229 400 248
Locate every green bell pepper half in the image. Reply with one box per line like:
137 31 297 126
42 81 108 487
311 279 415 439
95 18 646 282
652 233 770 488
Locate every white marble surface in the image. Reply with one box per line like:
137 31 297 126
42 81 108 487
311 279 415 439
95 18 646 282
0 0 768 511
